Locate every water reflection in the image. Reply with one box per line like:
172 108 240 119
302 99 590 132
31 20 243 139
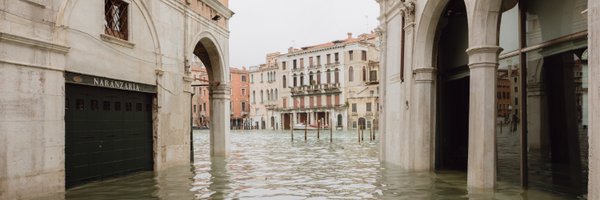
65 130 585 199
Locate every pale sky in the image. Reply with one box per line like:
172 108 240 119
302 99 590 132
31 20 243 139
229 0 380 68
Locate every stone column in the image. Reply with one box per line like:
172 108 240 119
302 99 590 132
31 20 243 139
466 46 502 189
588 0 599 198
411 67 436 170
210 84 231 157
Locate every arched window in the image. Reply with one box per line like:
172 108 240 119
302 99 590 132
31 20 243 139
275 89 278 100
283 75 287 88
293 74 297 87
337 114 343 127
362 66 367 82
252 91 256 103
334 69 339 83
300 73 305 86
270 89 274 101
261 90 264 103
349 66 354 82
309 72 314 85
316 71 321 84
327 69 331 83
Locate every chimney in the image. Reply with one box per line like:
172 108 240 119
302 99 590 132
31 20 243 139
347 32 353 39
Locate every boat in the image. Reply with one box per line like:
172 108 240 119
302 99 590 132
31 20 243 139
293 123 329 130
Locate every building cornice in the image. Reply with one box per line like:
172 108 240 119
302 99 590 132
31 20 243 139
0 32 70 53
201 0 234 19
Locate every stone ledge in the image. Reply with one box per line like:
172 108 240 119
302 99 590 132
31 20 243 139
100 34 135 49
0 32 70 53
19 0 46 7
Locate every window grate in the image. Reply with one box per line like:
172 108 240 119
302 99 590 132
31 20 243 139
105 0 128 40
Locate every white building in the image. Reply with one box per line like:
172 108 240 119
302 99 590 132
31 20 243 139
0 0 233 198
250 33 379 131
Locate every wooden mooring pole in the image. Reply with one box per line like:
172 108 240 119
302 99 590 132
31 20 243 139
330 118 333 143
304 121 307 142
290 116 294 141
317 120 320 140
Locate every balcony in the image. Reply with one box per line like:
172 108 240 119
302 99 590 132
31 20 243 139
290 83 341 97
325 62 340 68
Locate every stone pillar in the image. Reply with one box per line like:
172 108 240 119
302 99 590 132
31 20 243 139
210 84 231 157
588 0 599 198
466 46 502 189
411 67 436 171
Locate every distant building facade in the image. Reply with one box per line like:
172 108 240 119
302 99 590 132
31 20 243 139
250 33 379 131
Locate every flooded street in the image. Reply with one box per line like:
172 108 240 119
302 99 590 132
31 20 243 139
66 130 585 199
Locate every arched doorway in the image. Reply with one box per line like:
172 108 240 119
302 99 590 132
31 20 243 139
192 35 230 157
434 0 470 171
358 118 366 130
337 114 343 128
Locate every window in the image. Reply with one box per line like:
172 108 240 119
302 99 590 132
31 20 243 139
194 105 197 113
125 102 132 111
327 95 332 106
283 75 287 88
293 76 297 87
309 57 313 67
335 95 340 106
327 69 331 83
353 121 357 128
349 67 354 82
241 75 247 82
293 59 297 69
261 90 264 103
326 54 331 64
103 101 110 111
283 98 287 108
136 103 142 111
91 100 99 111
309 72 314 84
115 102 121 111
335 69 339 83
105 0 129 40
366 103 372 112
242 88 246 96
352 103 357 112
203 103 206 111
334 53 339 63
76 99 84 110
252 91 256 103
261 73 264 82
362 66 367 82
317 71 321 84
300 58 304 68
349 50 354 61
362 50 367 61
317 56 321 65
241 102 246 112
282 61 287 70
251 74 254 83
300 74 304 85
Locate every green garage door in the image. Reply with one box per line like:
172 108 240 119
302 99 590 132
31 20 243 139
65 84 153 188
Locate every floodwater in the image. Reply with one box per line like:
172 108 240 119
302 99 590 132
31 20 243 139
66 130 586 199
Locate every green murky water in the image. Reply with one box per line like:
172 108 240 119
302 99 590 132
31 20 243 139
65 130 585 199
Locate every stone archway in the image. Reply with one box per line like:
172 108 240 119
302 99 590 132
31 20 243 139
192 35 230 157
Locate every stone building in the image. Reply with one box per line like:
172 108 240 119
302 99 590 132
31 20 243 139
377 0 599 197
251 33 380 131
0 0 233 198
229 67 250 129
344 37 380 131
249 55 280 130
191 62 210 128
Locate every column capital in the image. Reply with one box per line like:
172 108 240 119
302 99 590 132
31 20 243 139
210 84 231 100
413 67 436 83
400 1 416 24
466 45 503 69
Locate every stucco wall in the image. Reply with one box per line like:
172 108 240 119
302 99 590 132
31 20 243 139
588 0 599 198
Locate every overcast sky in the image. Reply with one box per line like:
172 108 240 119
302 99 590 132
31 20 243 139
229 0 380 68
